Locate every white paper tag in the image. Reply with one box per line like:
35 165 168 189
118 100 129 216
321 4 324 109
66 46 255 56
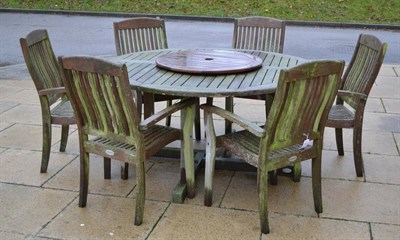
300 133 311 150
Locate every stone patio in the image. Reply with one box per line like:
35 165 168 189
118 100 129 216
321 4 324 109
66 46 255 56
0 64 399 239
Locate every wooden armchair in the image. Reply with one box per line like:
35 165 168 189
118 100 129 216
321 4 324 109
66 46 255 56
326 34 388 178
201 60 344 234
226 16 286 133
59 56 196 225
113 17 201 140
20 29 76 173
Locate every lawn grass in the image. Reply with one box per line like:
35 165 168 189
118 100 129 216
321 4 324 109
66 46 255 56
1 0 399 24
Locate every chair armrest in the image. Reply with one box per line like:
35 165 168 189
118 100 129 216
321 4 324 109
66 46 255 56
337 90 368 100
38 87 66 96
139 98 197 130
201 104 265 138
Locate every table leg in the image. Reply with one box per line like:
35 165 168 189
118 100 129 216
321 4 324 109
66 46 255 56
172 152 204 203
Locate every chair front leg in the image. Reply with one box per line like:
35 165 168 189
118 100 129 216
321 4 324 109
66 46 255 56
41 119 52 173
204 110 216 207
335 128 344 156
353 125 364 178
79 150 90 208
258 159 270 234
135 158 145 226
312 143 323 213
59 124 69 152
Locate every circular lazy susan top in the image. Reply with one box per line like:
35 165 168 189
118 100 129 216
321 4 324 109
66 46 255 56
155 50 263 74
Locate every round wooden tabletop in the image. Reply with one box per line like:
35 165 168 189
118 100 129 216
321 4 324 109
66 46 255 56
155 50 263 74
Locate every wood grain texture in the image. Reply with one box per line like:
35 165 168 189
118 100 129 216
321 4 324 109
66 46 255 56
20 29 76 173
60 56 196 226
325 34 388 178
155 50 262 74
107 49 306 98
201 60 344 234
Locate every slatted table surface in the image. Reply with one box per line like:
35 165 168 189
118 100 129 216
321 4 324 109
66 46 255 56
107 49 307 98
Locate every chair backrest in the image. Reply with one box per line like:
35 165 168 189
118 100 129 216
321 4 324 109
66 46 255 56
20 29 63 104
232 16 285 53
340 34 387 109
60 56 140 144
265 61 344 151
113 17 168 55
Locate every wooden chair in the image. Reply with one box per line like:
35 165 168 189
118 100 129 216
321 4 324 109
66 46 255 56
113 17 201 140
202 60 344 234
326 34 388 177
232 16 285 52
226 16 286 133
59 56 196 225
20 29 76 173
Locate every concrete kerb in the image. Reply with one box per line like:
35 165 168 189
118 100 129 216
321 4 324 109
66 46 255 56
1 7 400 31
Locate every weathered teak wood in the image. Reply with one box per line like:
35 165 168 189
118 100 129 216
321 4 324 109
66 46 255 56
233 16 286 53
20 29 76 173
106 49 305 204
113 17 201 140
227 16 286 133
325 34 388 178
113 17 168 55
59 56 196 225
155 50 262 74
201 60 344 234
106 49 305 98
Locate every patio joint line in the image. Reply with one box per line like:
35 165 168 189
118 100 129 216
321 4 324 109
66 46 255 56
0 122 15 133
40 155 78 187
392 132 400 156
218 170 235 208
34 194 79 238
144 201 172 240
320 175 400 186
123 160 157 198
273 211 387 227
318 214 398 226
368 222 373 240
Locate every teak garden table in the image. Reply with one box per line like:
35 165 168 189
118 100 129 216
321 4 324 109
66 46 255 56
107 49 307 202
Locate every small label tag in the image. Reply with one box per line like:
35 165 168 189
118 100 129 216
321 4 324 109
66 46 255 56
300 133 311 150
105 149 115 156
289 156 297 162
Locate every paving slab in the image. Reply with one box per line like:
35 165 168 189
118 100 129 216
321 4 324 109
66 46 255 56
302 150 400 184
323 128 398 156
371 223 400 240
322 178 400 225
0 148 76 186
37 195 168 239
43 155 147 197
0 183 77 236
0 123 62 151
261 214 370 239
148 203 261 240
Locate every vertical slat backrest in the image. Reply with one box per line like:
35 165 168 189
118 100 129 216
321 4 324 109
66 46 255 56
233 17 285 53
340 34 387 109
265 61 344 151
60 56 140 144
20 29 63 104
113 17 168 55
